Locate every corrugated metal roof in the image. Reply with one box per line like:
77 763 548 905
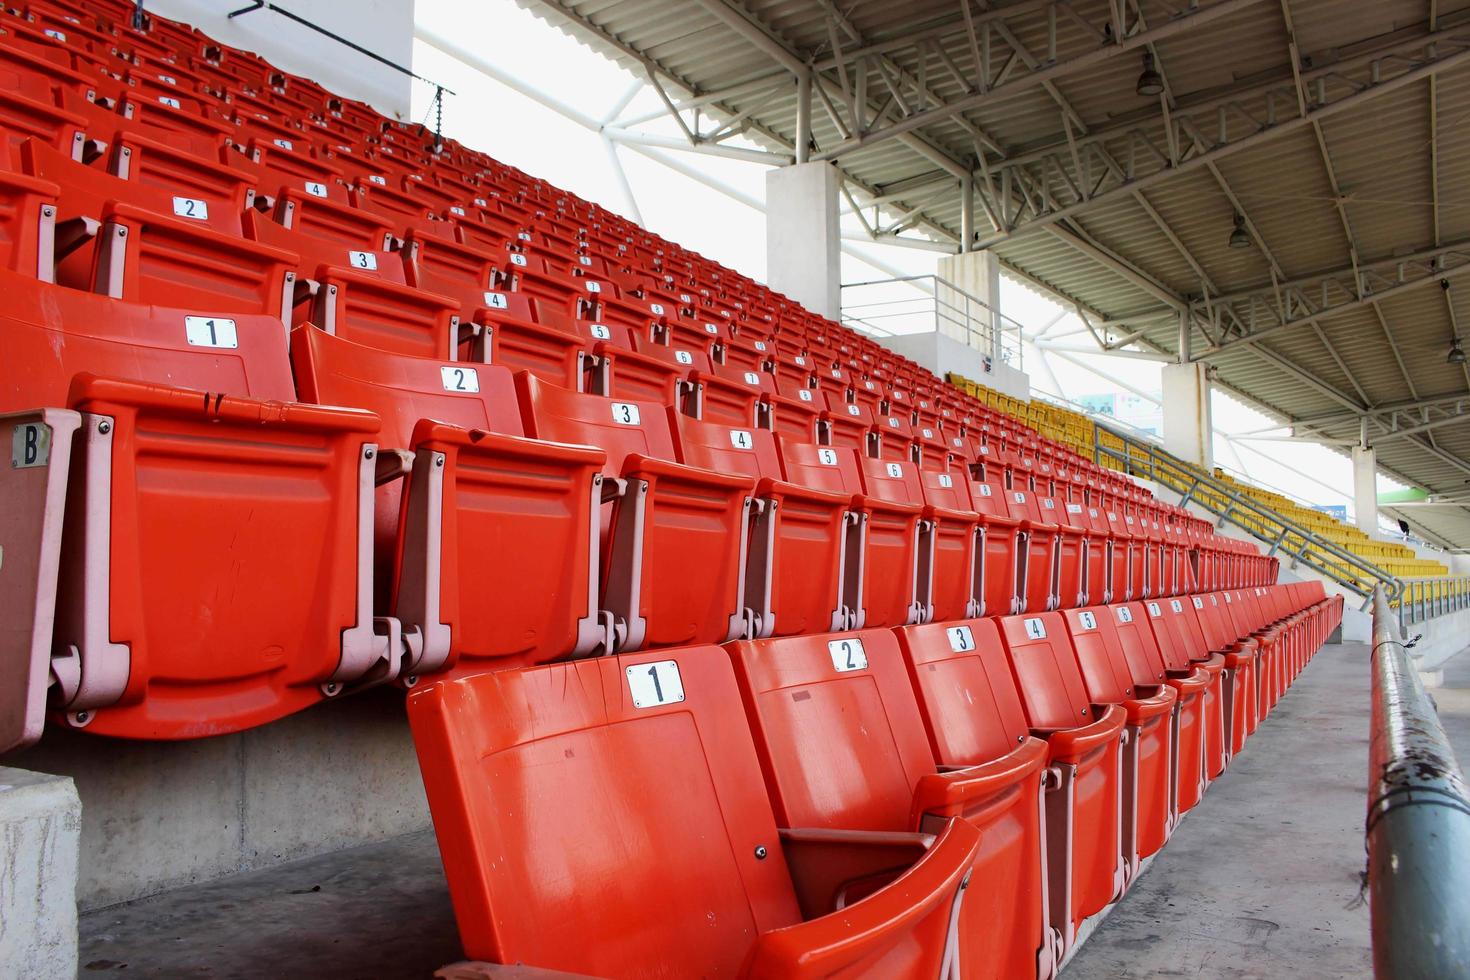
517 0 1470 548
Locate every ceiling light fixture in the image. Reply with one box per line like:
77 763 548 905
1228 213 1251 249
1449 338 1467 365
1136 52 1164 97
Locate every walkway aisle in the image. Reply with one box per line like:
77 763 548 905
1064 640 1374 979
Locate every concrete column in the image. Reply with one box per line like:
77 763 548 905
1353 445 1380 536
0 769 80 978
926 249 1030 399
765 162 841 320
937 248 1001 355
1161 361 1213 467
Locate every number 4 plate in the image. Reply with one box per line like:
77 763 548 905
627 661 684 709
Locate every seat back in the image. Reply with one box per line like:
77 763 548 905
1141 598 1195 671
406 651 806 974
725 629 934 830
893 618 1031 766
671 414 782 482
997 611 1094 729
1059 607 1136 703
0 268 295 410
1108 603 1170 687
517 372 675 476
289 325 523 447
774 435 864 496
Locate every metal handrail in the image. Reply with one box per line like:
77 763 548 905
1367 585 1470 977
1092 421 1404 608
840 275 1025 370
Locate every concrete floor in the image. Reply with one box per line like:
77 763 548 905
77 637 1470 980
1065 637 1470 980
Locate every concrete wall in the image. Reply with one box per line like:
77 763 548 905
11 688 428 911
145 0 417 119
874 329 1028 397
0 769 79 978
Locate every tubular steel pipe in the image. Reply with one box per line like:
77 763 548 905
1367 586 1470 978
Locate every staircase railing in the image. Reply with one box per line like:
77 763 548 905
1091 421 1402 609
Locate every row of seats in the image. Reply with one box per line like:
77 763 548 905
0 0 1276 751
412 581 1343 978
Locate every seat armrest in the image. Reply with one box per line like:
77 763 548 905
373 448 414 486
1037 703 1127 762
756 476 850 510
1122 686 1178 724
910 737 1049 827
750 819 980 977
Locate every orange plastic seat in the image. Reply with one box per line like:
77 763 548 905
290 326 606 680
519 374 754 651
0 272 386 746
407 649 981 978
671 416 848 638
1060 606 1177 877
727 627 1040 980
1117 601 1211 813
998 611 1127 953
777 437 926 629
893 618 1058 980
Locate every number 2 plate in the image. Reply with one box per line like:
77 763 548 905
828 638 868 672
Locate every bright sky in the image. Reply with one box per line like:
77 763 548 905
409 0 1406 524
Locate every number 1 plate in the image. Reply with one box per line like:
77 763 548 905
627 661 684 708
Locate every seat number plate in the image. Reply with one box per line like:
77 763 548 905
1023 617 1047 639
611 403 641 425
441 366 479 393
349 251 377 270
828 637 868 672
627 661 684 708
173 196 208 220
184 316 237 348
946 626 974 652
1078 611 1097 630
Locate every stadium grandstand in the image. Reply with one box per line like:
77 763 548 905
0 1 1465 978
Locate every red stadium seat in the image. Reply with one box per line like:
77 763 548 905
776 437 926 629
671 416 848 638
1060 606 1178 879
290 326 607 679
893 618 1058 980
0 271 386 745
518 374 754 650
726 628 1038 980
408 649 980 977
997 612 1127 953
